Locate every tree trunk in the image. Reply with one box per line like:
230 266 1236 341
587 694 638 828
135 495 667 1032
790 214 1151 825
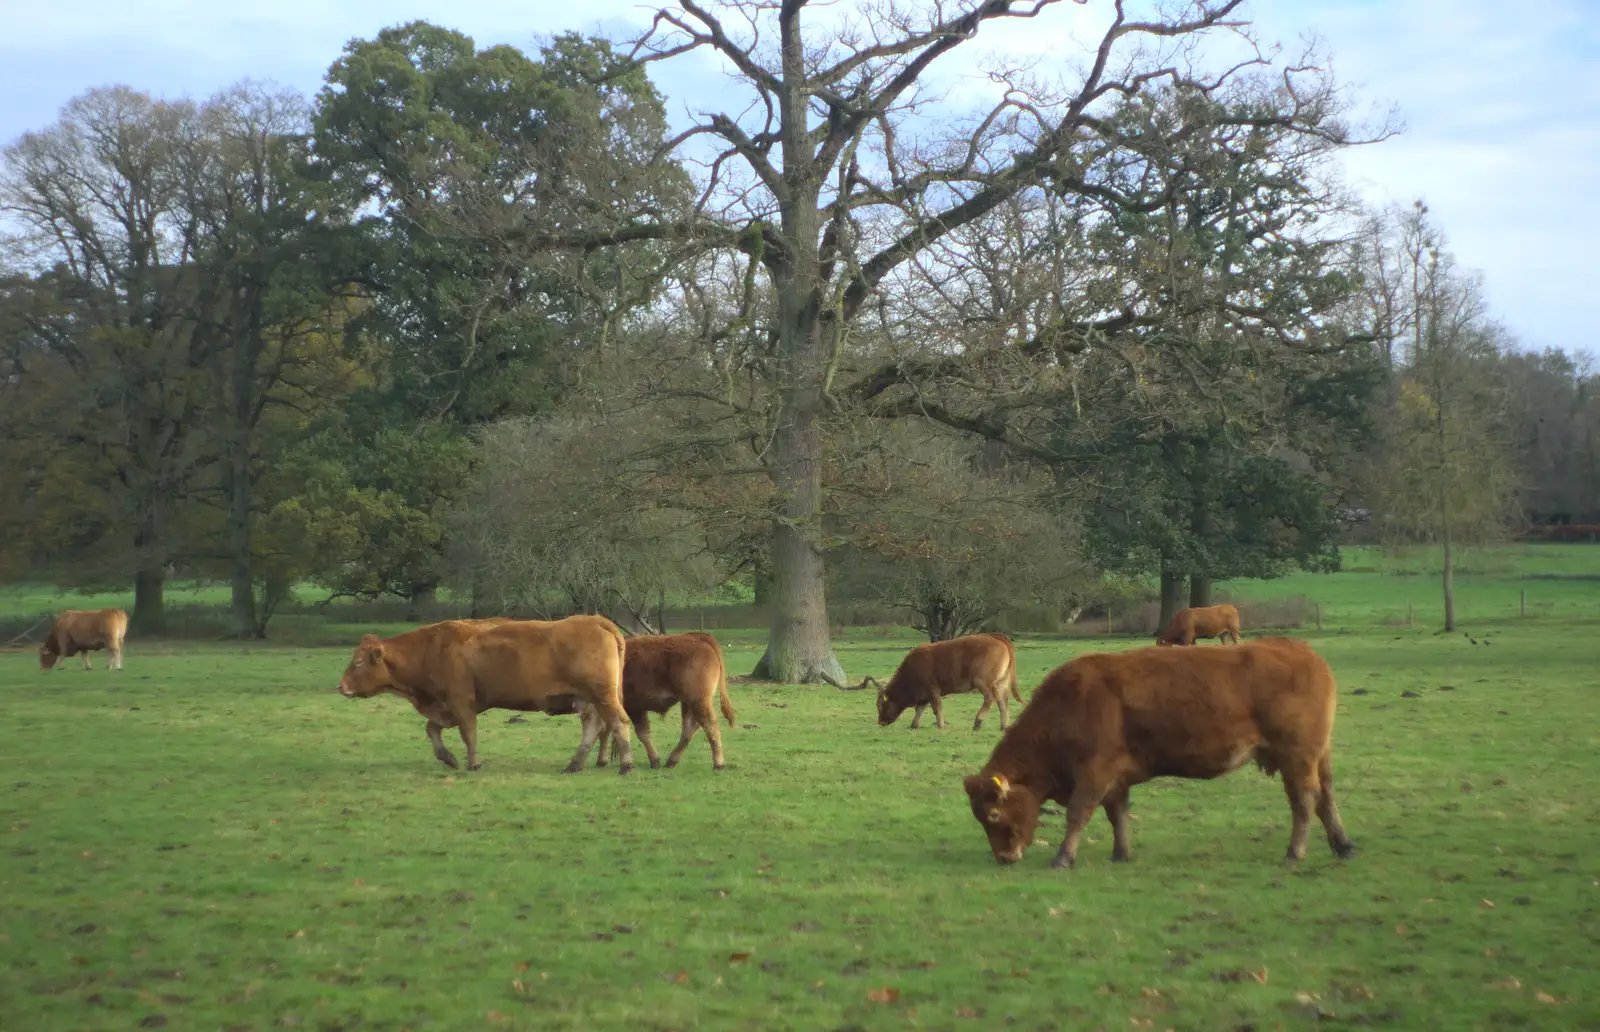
407 585 438 623
1189 576 1212 608
226 428 256 639
748 251 845 684
133 565 166 636
1159 569 1187 632
1441 498 1456 632
131 499 167 635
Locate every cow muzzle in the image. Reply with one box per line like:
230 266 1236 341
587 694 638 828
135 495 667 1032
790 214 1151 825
994 846 1025 865
337 680 355 698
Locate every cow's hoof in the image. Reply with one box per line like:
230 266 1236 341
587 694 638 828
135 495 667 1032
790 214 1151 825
1111 851 1131 863
595 758 609 767
467 761 483 772
649 759 662 769
1334 841 1356 860
1049 855 1075 870
437 753 460 769
617 764 634 776
560 764 583 775
712 763 726 771
1283 852 1305 865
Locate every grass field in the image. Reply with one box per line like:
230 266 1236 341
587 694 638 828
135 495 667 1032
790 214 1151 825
3 549 1599 1031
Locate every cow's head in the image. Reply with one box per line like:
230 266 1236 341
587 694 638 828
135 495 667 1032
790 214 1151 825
38 642 60 670
963 772 1041 865
875 680 907 726
337 634 393 698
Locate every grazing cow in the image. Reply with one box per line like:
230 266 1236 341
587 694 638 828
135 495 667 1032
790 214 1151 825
1156 603 1242 646
591 632 736 770
963 637 1354 868
40 609 128 671
336 615 635 774
868 633 1022 731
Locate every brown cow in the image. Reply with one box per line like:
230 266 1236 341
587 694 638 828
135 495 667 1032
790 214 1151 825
590 632 736 770
963 637 1354 868
40 609 128 671
336 615 635 774
869 633 1023 731
1156 603 1242 646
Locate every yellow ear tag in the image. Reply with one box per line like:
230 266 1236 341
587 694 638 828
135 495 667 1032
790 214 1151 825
992 776 1004 789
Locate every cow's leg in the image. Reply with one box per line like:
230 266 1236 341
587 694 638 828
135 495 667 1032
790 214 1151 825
930 693 946 729
82 652 93 670
1316 752 1356 859
909 704 925 729
665 707 699 768
689 698 726 770
563 707 605 773
594 726 611 767
1280 757 1321 862
634 711 663 769
426 720 460 769
453 705 482 771
597 699 635 775
111 644 123 670
973 689 995 731
1052 777 1112 870
995 683 1011 730
1103 786 1132 862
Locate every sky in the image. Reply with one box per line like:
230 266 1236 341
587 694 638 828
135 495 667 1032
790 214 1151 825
3 0 1595 356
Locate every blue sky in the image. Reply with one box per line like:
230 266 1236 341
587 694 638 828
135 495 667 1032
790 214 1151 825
4 0 1595 356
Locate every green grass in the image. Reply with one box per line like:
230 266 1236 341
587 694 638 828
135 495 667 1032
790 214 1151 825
4 585 1600 1030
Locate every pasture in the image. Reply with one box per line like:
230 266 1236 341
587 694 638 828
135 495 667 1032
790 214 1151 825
3 550 1599 1031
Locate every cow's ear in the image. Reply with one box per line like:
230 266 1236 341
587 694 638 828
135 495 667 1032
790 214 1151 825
962 774 988 801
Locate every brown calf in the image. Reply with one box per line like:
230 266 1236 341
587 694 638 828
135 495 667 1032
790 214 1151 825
40 609 128 671
591 632 736 770
865 633 1022 731
1156 603 1242 646
963 637 1354 868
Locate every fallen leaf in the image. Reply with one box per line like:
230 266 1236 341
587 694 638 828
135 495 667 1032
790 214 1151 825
1130 1019 1153 1029
1535 992 1561 1005
1481 899 1495 909
813 980 825 989
1048 907 1065 918
511 980 526 994
1250 968 1269 985
673 970 689 985
1493 977 1522 990
288 930 305 939
1293 992 1316 1005
1395 924 1407 935
728 953 750 964
485 1011 509 1023
955 1007 978 1019
516 963 530 972
867 987 900 1004
1141 988 1162 998
81 851 94 859
1483 949 1497 958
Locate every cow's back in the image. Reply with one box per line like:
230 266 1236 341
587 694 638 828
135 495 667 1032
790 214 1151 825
621 633 723 712
465 615 625 705
53 609 127 650
1032 638 1334 778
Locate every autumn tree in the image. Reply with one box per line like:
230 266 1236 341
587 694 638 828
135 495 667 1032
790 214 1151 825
0 90 218 631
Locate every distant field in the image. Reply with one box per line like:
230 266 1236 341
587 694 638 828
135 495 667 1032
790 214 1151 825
6 543 1600 644
2 553 1597 1030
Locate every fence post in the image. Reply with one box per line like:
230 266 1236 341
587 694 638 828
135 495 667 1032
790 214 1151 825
1407 603 1413 626
1520 589 1526 617
1106 606 1113 635
1315 603 1322 631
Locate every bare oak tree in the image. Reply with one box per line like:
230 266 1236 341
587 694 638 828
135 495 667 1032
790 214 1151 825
598 0 1294 682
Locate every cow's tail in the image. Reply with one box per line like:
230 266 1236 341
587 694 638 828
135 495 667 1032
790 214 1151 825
716 656 736 727
1004 636 1023 702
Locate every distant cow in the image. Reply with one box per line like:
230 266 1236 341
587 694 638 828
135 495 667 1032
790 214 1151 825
590 632 736 770
864 633 1022 731
963 637 1354 868
40 609 128 671
336 615 635 774
1156 603 1242 646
